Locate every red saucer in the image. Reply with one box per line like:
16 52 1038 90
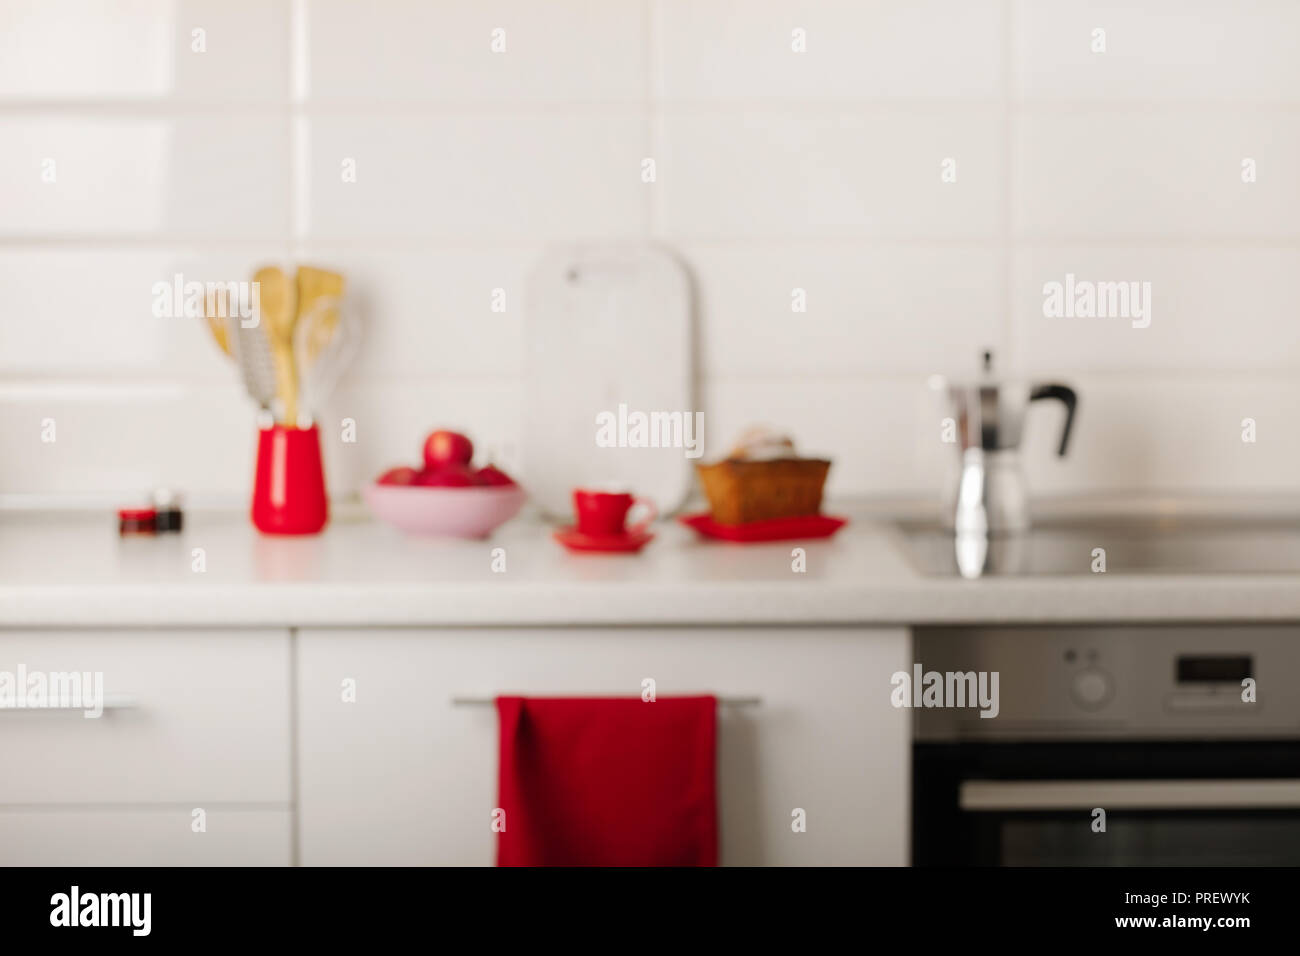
679 512 848 543
553 526 655 553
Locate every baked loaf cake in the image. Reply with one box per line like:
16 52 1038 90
695 428 831 525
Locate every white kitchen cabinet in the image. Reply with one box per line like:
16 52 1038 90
0 809 291 866
0 629 290 806
297 627 910 866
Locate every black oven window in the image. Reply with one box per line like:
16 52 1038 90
914 741 1300 866
997 813 1300 867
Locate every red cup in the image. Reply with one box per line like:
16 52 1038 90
251 424 328 535
573 489 656 537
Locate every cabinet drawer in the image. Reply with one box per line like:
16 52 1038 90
0 629 290 804
0 808 290 866
298 627 909 866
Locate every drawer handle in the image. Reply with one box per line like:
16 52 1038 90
0 693 137 715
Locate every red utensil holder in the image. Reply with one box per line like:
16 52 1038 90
251 424 328 535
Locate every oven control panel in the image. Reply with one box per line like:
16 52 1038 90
913 626 1299 741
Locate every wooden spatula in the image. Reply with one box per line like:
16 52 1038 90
295 265 345 365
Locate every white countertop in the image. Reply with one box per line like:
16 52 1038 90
4 500 1300 628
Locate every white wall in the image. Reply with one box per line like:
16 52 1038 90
2 0 1298 504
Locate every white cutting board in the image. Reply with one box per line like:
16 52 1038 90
523 243 694 520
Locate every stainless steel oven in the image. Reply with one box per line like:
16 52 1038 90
912 626 1300 866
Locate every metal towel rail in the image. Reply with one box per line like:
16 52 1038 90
451 696 761 707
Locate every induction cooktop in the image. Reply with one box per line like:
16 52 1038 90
893 516 1300 577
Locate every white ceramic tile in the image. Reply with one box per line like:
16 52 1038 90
305 114 648 239
682 243 1005 378
0 116 289 236
703 379 945 497
0 0 288 101
297 248 534 379
1020 377 1300 493
0 247 285 376
1014 111 1300 239
305 0 645 103
1012 246 1300 372
660 111 1004 239
1015 0 1300 101
657 0 1004 101
0 384 254 496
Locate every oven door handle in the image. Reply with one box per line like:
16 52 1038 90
960 779 1300 811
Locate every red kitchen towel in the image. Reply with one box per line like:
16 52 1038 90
496 696 717 867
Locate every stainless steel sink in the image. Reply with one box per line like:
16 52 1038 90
892 515 1300 577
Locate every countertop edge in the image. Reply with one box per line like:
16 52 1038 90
5 577 1300 629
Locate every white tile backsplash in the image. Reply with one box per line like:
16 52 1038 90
2 0 1299 502
0 383 254 497
304 114 649 240
1014 110 1300 240
305 0 647 104
656 0 1006 101
307 248 534 380
0 247 284 376
0 116 289 237
1020 377 1300 493
1012 246 1300 373
660 110 1004 239
0 0 290 101
1014 0 1300 101
684 243 1005 378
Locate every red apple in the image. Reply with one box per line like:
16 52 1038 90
377 466 419 486
474 464 516 487
415 463 477 487
423 430 473 470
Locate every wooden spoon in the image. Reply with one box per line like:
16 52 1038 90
253 265 299 425
203 289 232 358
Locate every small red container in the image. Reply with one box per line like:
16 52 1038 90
251 424 328 535
118 507 157 536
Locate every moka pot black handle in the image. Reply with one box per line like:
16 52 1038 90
1030 384 1077 456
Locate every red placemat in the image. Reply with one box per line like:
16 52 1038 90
678 512 848 543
